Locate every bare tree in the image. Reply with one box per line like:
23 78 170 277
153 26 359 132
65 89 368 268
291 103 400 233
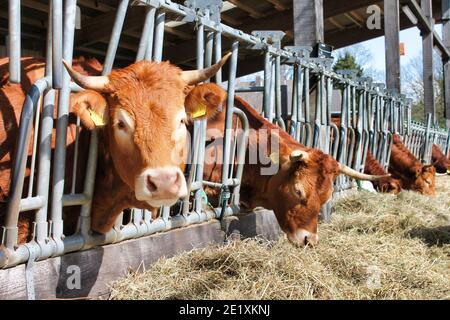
401 51 445 127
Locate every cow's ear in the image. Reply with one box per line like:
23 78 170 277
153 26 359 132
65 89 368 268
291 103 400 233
185 83 226 121
71 90 108 129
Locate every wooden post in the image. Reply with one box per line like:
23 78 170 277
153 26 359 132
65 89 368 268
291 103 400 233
384 0 401 93
443 0 450 129
292 0 332 222
421 0 435 122
292 0 324 46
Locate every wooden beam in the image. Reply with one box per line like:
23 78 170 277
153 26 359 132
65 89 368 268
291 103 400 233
326 12 415 48
0 211 281 300
405 0 450 60
265 0 290 11
76 46 134 62
77 0 115 13
165 26 194 41
328 17 346 30
421 0 435 121
221 13 244 26
227 11 423 78
227 0 266 19
0 10 46 28
22 0 48 13
75 7 146 47
324 0 380 18
384 0 401 93
293 0 324 46
443 0 450 127
348 11 365 25
344 12 363 28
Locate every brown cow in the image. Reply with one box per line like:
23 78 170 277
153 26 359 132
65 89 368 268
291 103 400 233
324 116 402 194
1 57 103 243
186 83 387 247
389 134 436 195
431 144 450 174
364 151 402 194
1 55 228 243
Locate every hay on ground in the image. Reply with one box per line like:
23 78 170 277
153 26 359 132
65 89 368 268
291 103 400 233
109 177 450 300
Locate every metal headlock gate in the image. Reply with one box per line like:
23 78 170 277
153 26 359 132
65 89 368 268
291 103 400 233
2 0 450 274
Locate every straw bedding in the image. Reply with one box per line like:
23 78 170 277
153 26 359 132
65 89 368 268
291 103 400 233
108 177 450 300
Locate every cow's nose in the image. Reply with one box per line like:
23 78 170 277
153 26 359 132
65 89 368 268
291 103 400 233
288 229 319 247
146 168 187 198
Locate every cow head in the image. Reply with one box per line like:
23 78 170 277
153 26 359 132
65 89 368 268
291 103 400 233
257 144 388 247
431 144 450 174
187 83 388 247
267 146 339 246
64 55 229 232
378 177 402 194
413 165 436 195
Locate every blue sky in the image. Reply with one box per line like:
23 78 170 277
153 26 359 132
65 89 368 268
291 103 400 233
341 24 443 73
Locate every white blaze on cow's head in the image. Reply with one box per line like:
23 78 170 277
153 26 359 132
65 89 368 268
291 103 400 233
64 55 230 233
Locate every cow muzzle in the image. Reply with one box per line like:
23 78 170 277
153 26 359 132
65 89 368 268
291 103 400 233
287 229 319 247
135 167 188 206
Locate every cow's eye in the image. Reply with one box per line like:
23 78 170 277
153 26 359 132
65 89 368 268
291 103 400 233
294 185 303 198
117 120 126 130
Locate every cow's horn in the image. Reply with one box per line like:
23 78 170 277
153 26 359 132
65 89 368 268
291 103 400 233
339 163 390 181
290 150 309 162
62 59 111 92
181 52 232 85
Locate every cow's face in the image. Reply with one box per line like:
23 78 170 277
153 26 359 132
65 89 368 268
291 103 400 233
414 165 436 195
66 57 229 232
431 145 450 174
267 147 340 247
378 177 402 194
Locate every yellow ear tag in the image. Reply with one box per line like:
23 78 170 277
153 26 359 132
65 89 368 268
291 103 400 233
269 152 279 164
89 109 106 126
191 103 207 119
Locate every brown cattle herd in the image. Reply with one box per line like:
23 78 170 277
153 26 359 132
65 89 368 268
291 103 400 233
0 57 449 247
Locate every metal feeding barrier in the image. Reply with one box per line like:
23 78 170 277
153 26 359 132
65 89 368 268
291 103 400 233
1 0 450 273
404 115 450 164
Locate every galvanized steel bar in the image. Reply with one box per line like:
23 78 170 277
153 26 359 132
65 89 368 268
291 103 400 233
221 41 239 185
34 89 55 243
4 77 50 249
152 10 166 62
103 0 129 73
50 0 78 247
192 22 206 214
213 32 222 83
274 55 285 130
137 6 156 61
263 51 272 119
52 0 63 89
8 0 21 84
